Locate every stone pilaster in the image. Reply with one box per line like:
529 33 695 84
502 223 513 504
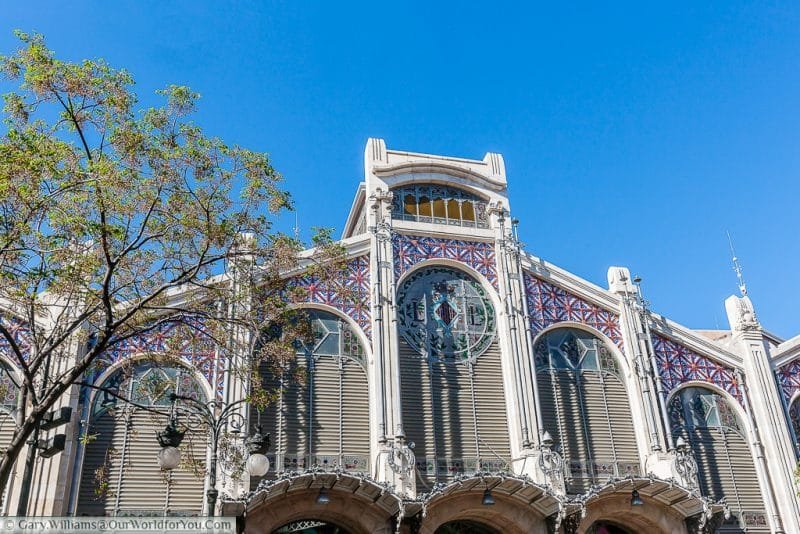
725 295 800 533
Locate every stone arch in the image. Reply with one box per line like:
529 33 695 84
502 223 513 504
386 175 494 201
245 473 400 534
417 475 557 534
575 478 719 534
578 494 686 534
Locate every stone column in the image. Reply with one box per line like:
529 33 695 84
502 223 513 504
725 295 800 533
607 267 672 479
489 205 543 482
218 232 257 512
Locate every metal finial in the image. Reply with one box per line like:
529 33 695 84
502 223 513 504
726 231 747 296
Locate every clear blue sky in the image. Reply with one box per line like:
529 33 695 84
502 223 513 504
3 2 799 338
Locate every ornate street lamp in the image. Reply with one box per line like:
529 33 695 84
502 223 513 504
156 393 270 515
156 417 185 470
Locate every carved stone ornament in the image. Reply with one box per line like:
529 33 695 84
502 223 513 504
724 295 760 332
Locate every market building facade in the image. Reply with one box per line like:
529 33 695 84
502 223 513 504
2 139 800 533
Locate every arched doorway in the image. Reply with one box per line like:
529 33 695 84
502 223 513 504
396 266 511 489
434 520 499 534
534 327 639 494
586 522 633 534
244 473 400 534
416 474 554 534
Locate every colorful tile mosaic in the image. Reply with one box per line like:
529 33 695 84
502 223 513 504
776 358 800 405
652 334 742 405
522 272 623 348
393 234 498 289
287 255 371 339
0 314 33 364
92 318 223 397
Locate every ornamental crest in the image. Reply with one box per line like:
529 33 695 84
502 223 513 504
397 267 495 363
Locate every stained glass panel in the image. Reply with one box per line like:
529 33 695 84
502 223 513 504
397 267 496 363
533 329 620 376
668 386 742 432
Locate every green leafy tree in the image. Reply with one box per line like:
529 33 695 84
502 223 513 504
0 32 344 495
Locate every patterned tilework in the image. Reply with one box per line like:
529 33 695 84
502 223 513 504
287 255 371 339
393 234 498 289
652 334 742 405
92 318 222 397
0 314 33 363
776 358 800 404
522 272 623 348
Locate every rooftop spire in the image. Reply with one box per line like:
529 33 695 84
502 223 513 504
726 231 747 297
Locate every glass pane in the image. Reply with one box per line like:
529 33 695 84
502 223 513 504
418 194 432 217
461 201 476 222
404 193 417 216
432 196 447 220
446 199 461 223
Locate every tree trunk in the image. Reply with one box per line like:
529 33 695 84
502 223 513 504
0 420 35 502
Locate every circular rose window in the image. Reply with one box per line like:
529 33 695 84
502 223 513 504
397 267 496 363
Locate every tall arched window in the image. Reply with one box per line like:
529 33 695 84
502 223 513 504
397 267 510 489
251 309 370 486
535 328 639 494
390 184 489 228
77 362 207 516
669 387 768 532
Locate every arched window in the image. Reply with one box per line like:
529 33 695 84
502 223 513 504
391 184 489 228
77 362 207 516
251 310 370 485
669 387 768 532
534 328 639 494
397 267 510 488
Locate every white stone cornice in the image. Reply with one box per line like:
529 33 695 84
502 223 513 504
372 161 506 191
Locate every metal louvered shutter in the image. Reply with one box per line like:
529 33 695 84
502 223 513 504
77 410 205 516
678 427 768 533
471 343 511 471
538 369 639 494
340 359 370 471
310 356 340 465
0 412 15 508
77 412 125 515
251 352 370 489
400 339 511 489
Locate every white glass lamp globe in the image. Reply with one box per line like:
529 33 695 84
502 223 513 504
246 453 270 477
158 446 181 470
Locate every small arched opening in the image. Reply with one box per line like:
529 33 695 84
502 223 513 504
76 360 208 516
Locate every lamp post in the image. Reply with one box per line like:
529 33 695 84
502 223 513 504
157 393 270 516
